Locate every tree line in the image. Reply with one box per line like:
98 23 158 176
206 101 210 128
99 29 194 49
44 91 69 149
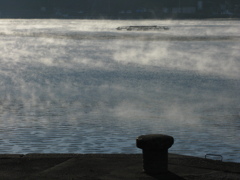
0 0 239 18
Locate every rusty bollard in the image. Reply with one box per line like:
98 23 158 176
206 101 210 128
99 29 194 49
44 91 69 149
136 134 174 174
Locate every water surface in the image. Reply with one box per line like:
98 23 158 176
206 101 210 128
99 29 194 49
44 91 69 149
0 19 239 162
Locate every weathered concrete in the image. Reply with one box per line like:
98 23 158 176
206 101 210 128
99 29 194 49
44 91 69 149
0 153 239 180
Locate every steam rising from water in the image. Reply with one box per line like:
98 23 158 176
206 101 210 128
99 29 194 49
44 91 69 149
0 20 239 162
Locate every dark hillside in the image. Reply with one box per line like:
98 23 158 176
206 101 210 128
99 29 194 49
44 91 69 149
0 0 239 18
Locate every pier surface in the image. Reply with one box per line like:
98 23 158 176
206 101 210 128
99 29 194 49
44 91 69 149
0 153 239 180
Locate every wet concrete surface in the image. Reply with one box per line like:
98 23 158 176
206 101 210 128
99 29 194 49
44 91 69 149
0 153 239 180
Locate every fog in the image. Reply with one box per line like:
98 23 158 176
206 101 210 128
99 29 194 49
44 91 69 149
0 19 239 161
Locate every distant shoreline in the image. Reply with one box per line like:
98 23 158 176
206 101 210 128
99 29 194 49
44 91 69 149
0 17 240 21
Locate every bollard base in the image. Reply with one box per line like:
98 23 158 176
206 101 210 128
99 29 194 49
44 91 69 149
142 149 168 174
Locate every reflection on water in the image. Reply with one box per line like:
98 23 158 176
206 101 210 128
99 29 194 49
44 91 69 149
0 19 240 162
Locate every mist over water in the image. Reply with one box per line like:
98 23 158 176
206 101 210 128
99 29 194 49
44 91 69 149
0 19 239 162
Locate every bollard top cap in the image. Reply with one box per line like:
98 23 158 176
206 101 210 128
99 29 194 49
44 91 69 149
136 134 174 150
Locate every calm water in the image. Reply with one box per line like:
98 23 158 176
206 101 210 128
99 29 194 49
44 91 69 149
0 19 239 162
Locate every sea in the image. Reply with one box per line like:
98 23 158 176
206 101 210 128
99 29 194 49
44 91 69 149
0 19 239 162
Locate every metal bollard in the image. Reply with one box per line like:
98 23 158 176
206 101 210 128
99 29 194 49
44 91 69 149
136 134 174 174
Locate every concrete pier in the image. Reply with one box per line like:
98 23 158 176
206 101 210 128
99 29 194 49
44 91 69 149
0 153 239 180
